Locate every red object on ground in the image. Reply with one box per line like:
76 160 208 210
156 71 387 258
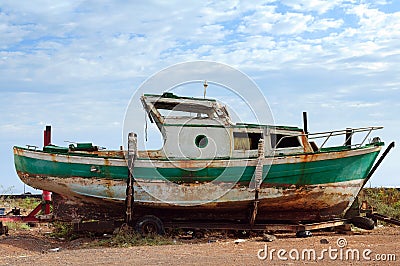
42 191 52 214
43 191 52 201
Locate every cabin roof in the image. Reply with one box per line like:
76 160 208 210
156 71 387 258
141 92 232 126
143 92 216 102
141 93 304 132
236 123 303 131
142 93 220 113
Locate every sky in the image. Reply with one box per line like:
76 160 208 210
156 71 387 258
1 0 399 193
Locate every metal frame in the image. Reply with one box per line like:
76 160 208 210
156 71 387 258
273 126 383 152
0 198 52 223
0 126 54 225
164 219 349 233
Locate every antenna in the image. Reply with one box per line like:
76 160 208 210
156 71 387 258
203 80 208 99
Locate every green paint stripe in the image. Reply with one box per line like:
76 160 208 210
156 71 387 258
14 153 128 179
14 150 379 186
265 151 378 185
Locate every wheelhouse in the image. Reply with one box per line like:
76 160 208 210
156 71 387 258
140 93 310 159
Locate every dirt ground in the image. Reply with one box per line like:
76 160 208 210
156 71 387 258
1 225 399 265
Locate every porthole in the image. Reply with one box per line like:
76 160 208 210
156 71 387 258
195 135 208 148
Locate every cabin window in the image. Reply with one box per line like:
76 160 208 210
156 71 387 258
271 134 302 149
195 135 208 148
233 132 262 150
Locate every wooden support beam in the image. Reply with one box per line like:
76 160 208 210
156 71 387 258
126 132 137 225
250 139 265 226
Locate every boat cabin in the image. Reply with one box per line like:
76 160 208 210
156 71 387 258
141 93 312 159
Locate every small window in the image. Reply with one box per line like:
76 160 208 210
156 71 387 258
195 135 208 148
271 134 301 148
234 132 262 150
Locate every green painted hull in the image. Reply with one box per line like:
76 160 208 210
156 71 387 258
14 147 379 185
13 145 381 222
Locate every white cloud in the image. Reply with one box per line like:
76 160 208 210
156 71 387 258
309 18 344 31
346 3 400 40
281 0 345 14
238 6 316 35
272 12 314 35
0 1 399 191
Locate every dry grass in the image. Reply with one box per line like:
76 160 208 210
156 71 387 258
359 188 400 219
85 225 175 248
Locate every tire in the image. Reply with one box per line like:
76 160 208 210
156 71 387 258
351 216 375 230
135 215 165 236
296 230 312 238
0 224 8 236
192 230 204 239
235 230 250 238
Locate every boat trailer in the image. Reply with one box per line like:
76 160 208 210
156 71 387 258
367 213 400 226
72 217 351 236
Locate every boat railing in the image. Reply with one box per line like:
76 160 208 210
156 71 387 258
307 126 383 151
26 145 38 151
274 126 383 152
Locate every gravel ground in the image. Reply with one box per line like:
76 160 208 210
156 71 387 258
1 225 399 265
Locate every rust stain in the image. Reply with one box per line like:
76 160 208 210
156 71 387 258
139 150 165 159
50 181 356 223
88 150 125 158
50 153 58 162
301 134 313 153
13 147 24 156
104 179 114 198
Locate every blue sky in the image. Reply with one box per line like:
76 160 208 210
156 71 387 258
1 0 399 193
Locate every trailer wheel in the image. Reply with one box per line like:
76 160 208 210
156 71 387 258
193 230 204 239
296 230 312 238
0 222 8 236
235 230 250 238
351 216 375 230
135 215 165 236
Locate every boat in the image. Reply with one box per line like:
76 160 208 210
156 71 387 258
13 92 385 224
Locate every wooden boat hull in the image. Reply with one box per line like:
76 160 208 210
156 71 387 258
14 145 381 222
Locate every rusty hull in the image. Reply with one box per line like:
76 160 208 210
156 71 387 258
17 169 361 223
14 144 380 223
43 176 361 223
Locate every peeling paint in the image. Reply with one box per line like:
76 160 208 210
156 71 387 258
15 144 379 222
